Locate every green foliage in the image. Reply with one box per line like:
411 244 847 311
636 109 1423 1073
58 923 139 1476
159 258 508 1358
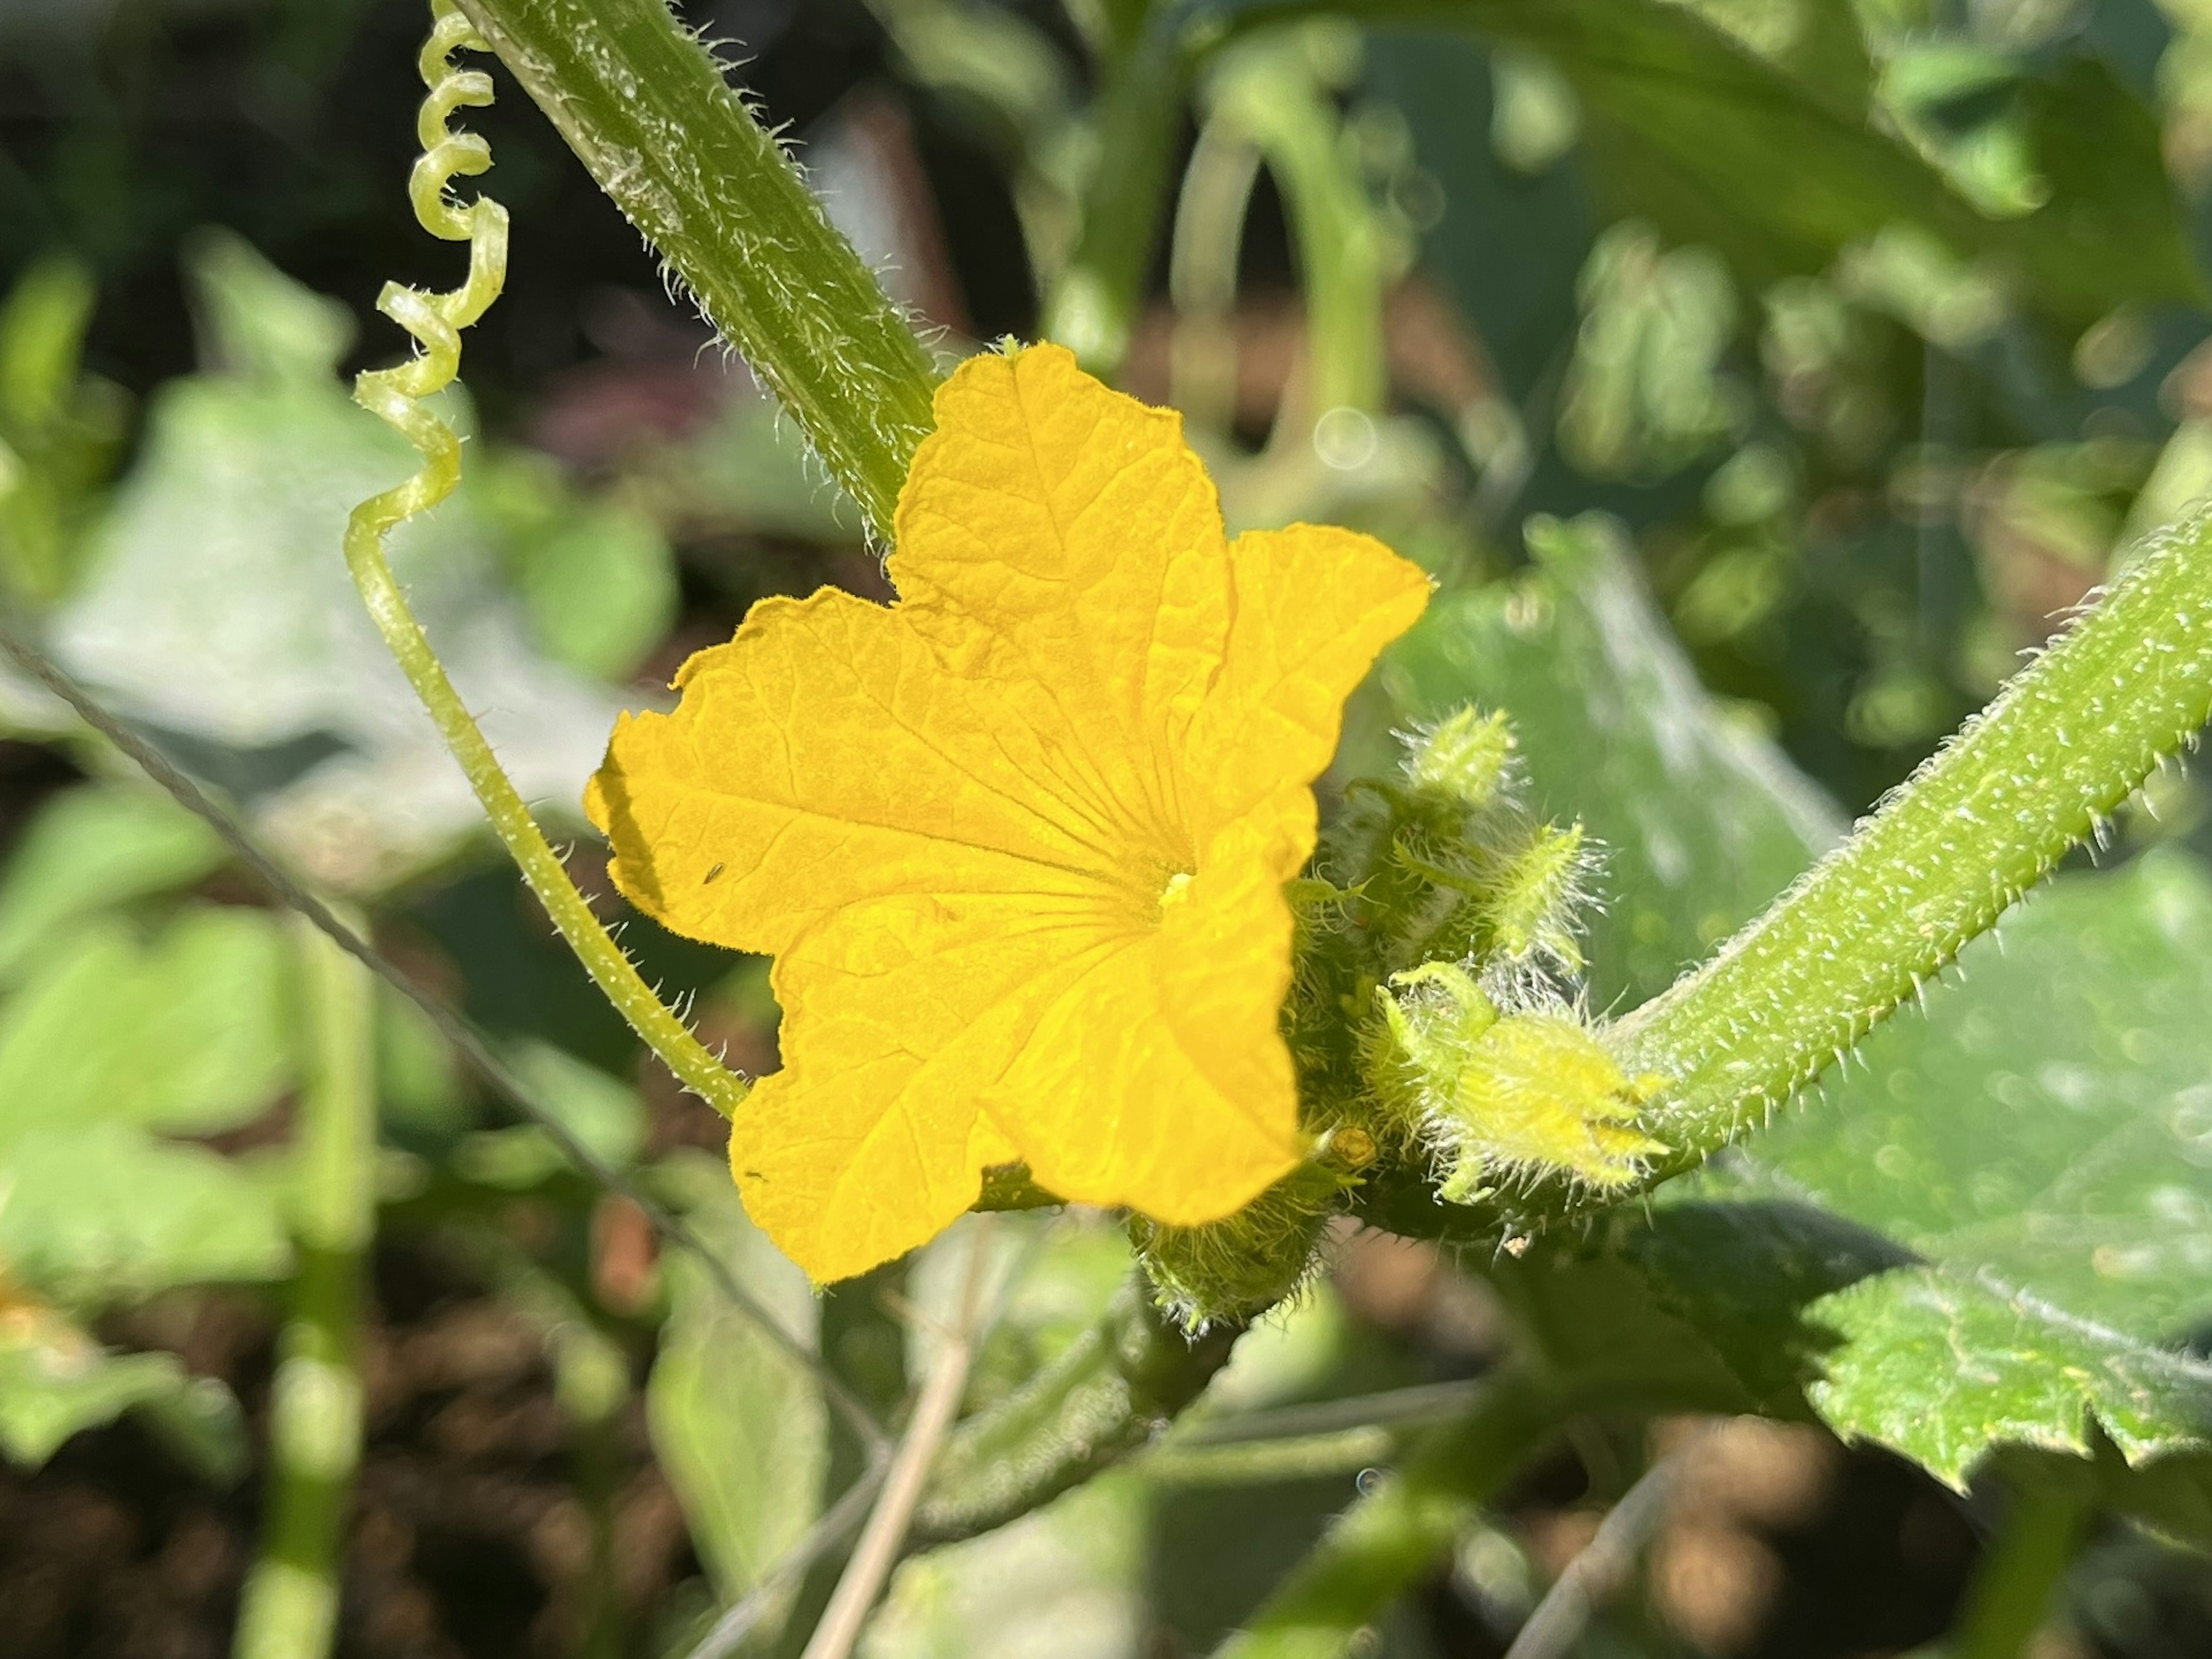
16 0 2212 1651
645 1152 827 1601
1301 0 2202 325
1808 1266 2212 1493
0 1310 245 1479
0 909 294 1143
0 253 128 604
474 450 678 681
0 782 227 982
0 1123 291 1306
1486 1201 2212 1540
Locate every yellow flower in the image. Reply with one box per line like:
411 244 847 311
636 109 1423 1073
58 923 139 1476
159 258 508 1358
586 344 1429 1282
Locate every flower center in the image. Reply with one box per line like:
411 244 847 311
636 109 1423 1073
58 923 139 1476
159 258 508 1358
1158 869 1196 911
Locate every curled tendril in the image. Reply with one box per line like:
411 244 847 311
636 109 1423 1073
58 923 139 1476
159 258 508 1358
342 0 748 1121
350 0 509 536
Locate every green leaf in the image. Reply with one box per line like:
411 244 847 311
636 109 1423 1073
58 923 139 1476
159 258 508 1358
1376 512 1839 1005
0 254 99 432
1496 1199 1904 1420
48 236 632 892
865 1476 1151 1659
1744 849 2212 1343
181 226 354 387
645 1150 827 1600
1493 1201 2212 1541
0 1122 291 1305
1809 1265 2212 1490
0 1309 246 1479
0 252 128 604
0 907 294 1147
0 783 228 982
450 1040 645 1188
1310 0 2201 324
475 449 677 681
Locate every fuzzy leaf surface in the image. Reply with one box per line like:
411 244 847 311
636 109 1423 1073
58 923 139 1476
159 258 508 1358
1743 849 2212 1343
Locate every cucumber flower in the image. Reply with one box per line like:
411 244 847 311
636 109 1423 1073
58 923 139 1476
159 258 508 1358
588 344 1427 1282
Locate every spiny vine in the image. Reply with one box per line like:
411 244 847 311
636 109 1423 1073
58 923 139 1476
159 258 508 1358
344 0 747 1119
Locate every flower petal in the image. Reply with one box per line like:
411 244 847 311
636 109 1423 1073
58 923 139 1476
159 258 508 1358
892 344 1232 861
728 891 1114 1282
990 799 1314 1223
588 586 1119 955
1187 522 1433 835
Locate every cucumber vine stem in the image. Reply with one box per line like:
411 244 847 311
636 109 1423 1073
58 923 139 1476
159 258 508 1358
346 0 745 1120
454 0 941 540
1620 514 2212 1161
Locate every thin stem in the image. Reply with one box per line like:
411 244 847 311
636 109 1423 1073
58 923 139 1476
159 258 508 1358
1946 1476 2093 1659
914 1282 1241 1543
1208 32 1388 421
1501 1424 1713 1659
232 919 377 1659
1211 1366 1564 1659
771 1263 915 1659
1620 513 2212 1159
344 510 747 1121
1168 115 1261 435
1041 25 1188 374
1141 1426 1397 1486
454 0 940 538
681 1474 887 1659
800 1223 996 1659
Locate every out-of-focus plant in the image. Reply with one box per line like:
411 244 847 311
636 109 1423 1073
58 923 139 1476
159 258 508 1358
0 256 128 605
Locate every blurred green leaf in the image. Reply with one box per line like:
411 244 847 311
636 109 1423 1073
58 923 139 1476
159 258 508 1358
0 1307 247 1479
1556 222 1745 480
864 1476 1150 1659
0 1122 291 1305
912 1213 1134 1415
476 450 677 681
0 251 128 604
48 234 632 892
646 1150 827 1601
181 225 354 387
0 256 98 431
1743 848 2212 1344
0 783 228 983
1497 1200 2212 1537
450 1040 644 1187
1241 0 2200 327
0 907 294 1147
1376 512 1840 1005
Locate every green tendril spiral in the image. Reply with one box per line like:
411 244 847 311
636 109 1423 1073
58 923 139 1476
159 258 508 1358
344 0 747 1120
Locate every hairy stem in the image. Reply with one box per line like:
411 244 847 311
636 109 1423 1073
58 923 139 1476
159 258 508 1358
454 0 940 537
1620 514 2212 1158
232 920 377 1659
914 1282 1240 1542
1211 1366 1562 1659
